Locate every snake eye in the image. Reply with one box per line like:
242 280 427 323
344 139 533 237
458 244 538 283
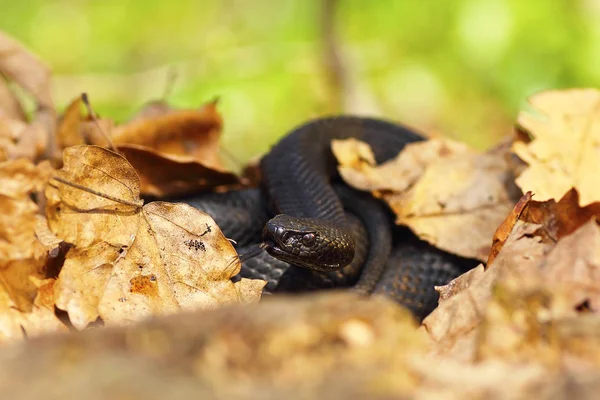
302 233 316 247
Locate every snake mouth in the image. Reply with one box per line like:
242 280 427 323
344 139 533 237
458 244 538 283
262 228 299 264
262 237 287 259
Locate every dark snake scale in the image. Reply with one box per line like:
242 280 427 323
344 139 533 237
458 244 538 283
178 116 478 321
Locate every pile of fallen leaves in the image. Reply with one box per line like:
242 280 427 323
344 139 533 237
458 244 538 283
2 31 600 399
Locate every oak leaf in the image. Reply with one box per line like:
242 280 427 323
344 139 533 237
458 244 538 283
334 138 517 261
513 88 600 206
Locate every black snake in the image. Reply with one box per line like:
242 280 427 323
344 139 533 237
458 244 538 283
178 116 477 321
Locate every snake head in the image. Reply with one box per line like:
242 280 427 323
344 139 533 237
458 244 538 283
262 214 355 271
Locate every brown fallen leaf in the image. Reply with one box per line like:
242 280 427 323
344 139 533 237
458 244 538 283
0 30 53 109
487 191 533 266
117 144 239 197
538 218 600 313
521 188 600 242
0 158 64 341
10 121 47 161
46 145 142 249
424 198 600 368
334 138 518 261
0 116 26 161
47 145 264 328
112 101 223 169
421 221 551 360
56 95 86 149
473 218 600 367
0 116 47 161
512 88 600 206
54 97 238 196
0 77 26 121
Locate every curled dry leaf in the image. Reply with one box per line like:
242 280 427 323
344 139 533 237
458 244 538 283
487 191 533 266
55 97 238 197
537 218 600 313
334 138 517 261
112 101 222 168
55 95 116 151
521 188 600 242
513 88 600 206
112 101 239 197
48 145 263 329
117 144 239 197
56 96 85 149
423 190 600 370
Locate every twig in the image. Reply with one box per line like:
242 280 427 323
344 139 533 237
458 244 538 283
322 0 345 110
81 92 117 152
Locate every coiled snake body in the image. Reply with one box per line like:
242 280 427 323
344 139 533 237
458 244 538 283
181 116 477 320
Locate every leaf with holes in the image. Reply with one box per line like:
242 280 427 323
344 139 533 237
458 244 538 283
48 145 264 328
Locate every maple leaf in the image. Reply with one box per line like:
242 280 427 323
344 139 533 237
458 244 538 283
47 145 263 328
333 138 518 261
513 88 600 206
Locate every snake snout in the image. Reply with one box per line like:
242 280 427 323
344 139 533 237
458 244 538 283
262 219 284 248
262 214 355 271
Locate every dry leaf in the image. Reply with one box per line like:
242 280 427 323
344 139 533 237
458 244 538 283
56 96 85 149
46 145 142 249
539 218 600 313
487 191 533 266
112 101 223 169
0 116 26 160
424 198 600 367
55 99 240 197
117 144 239 197
421 221 551 360
0 77 26 121
335 138 517 261
48 145 264 328
0 30 53 109
0 159 64 341
513 88 600 206
9 122 47 161
521 188 600 242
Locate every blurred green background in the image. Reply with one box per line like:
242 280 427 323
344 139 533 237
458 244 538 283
1 0 598 162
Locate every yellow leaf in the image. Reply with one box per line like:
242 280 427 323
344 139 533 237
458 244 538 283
48 145 264 328
513 88 600 206
335 138 516 261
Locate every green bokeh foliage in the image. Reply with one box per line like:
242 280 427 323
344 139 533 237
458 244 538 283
1 0 597 161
